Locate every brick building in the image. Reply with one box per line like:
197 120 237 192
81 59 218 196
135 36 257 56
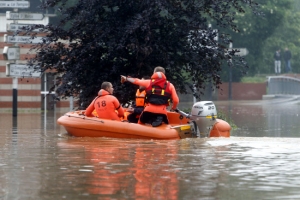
0 2 70 111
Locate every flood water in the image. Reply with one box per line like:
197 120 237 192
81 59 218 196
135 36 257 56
1 99 300 200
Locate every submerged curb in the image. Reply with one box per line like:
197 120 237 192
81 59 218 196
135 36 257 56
262 95 300 104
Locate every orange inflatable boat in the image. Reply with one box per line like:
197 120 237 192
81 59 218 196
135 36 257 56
57 101 231 140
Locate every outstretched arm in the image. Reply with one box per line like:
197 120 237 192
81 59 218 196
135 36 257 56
169 83 179 110
120 75 150 88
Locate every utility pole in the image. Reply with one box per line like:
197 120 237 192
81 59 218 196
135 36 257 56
229 42 232 100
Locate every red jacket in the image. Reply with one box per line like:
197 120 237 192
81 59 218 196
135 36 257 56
127 72 179 116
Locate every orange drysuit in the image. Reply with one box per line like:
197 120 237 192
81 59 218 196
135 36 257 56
85 89 124 121
127 72 179 123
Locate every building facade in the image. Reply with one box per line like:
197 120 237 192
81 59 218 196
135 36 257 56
0 1 70 111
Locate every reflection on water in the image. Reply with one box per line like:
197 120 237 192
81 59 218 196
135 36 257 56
215 99 300 137
1 100 300 199
57 138 180 199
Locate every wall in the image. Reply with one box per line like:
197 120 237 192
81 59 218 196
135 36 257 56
217 82 267 100
179 82 267 104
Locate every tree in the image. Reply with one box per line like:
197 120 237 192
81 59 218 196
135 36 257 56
218 0 292 81
261 0 300 74
25 0 260 108
219 0 293 79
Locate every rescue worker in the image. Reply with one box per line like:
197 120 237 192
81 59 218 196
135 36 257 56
85 82 124 121
127 76 149 123
121 66 179 127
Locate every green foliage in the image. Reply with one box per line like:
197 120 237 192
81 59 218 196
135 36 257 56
217 110 238 130
220 0 300 81
26 0 259 107
219 0 291 81
261 1 300 74
241 75 267 83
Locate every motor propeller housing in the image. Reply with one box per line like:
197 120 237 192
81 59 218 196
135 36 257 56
176 101 217 137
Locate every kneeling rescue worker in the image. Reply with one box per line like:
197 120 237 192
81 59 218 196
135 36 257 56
121 66 179 127
127 76 149 123
85 82 124 121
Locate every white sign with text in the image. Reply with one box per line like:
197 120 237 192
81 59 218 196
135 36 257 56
6 63 41 77
3 46 20 60
4 34 44 44
0 1 29 8
7 23 41 32
6 11 44 20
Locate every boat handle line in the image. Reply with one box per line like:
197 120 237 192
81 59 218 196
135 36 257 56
65 114 104 123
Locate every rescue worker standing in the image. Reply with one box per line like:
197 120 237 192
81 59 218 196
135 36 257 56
127 77 149 123
121 66 179 127
85 82 124 121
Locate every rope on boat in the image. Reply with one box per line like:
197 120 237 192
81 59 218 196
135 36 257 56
65 114 104 123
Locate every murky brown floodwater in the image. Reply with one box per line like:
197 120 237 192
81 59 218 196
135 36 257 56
1 99 300 200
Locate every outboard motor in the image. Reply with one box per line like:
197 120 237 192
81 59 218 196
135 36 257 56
176 101 217 137
190 101 217 137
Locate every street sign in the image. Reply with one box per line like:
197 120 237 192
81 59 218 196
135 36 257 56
7 23 41 32
6 11 44 20
0 1 30 8
4 34 44 44
6 63 41 77
3 46 20 60
231 48 249 56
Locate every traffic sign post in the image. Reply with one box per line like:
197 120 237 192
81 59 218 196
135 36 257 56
228 48 249 56
2 1 36 117
6 11 44 20
228 43 249 100
6 63 41 78
12 77 17 117
3 4 52 116
3 46 20 60
0 1 30 8
234 48 249 56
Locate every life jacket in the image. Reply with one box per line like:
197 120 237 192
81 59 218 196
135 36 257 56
145 78 171 106
135 89 146 107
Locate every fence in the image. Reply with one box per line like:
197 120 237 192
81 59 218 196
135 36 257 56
267 76 300 95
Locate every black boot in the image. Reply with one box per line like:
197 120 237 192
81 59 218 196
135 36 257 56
152 116 163 127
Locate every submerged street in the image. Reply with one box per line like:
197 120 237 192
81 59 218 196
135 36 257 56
1 99 300 199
